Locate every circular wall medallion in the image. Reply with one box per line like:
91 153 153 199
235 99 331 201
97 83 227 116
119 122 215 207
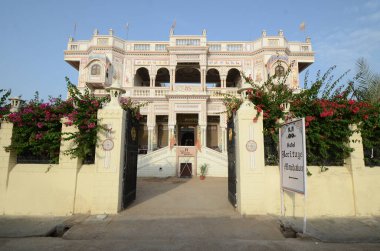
246 140 257 152
102 138 114 151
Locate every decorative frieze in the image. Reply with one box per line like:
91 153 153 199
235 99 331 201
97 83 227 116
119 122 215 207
174 103 201 112
207 60 241 66
177 54 200 61
135 60 169 65
174 85 202 92
154 104 169 113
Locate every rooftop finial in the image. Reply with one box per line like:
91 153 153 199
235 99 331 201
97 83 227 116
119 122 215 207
278 29 284 36
170 19 176 36
202 29 207 36
262 30 267 37
93 29 99 36
306 36 311 43
109 29 114 36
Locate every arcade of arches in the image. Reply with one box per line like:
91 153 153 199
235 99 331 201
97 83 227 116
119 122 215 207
134 66 241 88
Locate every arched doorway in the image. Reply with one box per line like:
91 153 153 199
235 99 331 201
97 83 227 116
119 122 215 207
226 68 241 88
206 68 221 87
155 68 170 87
175 66 201 83
134 67 150 87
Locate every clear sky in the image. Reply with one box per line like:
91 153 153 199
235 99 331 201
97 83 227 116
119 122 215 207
0 0 379 100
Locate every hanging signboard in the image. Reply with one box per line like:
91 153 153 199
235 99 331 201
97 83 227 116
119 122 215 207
279 118 307 194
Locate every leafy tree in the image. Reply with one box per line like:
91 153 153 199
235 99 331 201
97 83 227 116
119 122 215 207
0 89 11 120
355 58 380 104
354 58 380 166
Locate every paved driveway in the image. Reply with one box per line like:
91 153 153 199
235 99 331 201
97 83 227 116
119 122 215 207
122 177 236 218
63 177 285 242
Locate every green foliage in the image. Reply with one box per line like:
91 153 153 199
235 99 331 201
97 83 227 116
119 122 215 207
5 78 110 164
6 93 72 164
354 58 380 104
119 97 147 121
353 58 380 166
62 77 110 161
223 62 380 167
222 93 243 120
0 89 11 120
200 163 208 176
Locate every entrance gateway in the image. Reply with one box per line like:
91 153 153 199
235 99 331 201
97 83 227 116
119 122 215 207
5 27 314 214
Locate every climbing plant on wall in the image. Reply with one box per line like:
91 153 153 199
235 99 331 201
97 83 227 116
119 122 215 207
62 77 110 161
4 78 110 164
6 93 72 164
223 64 380 167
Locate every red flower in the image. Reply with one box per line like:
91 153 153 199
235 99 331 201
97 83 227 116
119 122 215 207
253 117 258 123
64 121 73 126
88 122 96 129
257 107 263 113
35 133 43 140
306 116 315 122
320 109 334 118
348 100 355 105
352 107 360 114
363 115 369 120
37 122 44 128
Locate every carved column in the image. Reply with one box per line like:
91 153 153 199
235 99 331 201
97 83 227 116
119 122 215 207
168 102 177 149
201 126 207 146
147 127 154 152
201 68 206 91
220 75 226 88
170 68 176 91
147 105 156 152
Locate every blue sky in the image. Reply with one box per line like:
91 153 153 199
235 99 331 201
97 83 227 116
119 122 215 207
0 0 379 100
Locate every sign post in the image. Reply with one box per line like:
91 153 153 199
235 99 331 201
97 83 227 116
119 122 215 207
279 118 307 234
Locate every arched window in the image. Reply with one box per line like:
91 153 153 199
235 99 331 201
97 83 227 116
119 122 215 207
226 68 241 87
91 64 101 75
275 65 285 77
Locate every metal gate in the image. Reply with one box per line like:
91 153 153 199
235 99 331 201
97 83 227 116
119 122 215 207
122 109 139 209
227 118 237 207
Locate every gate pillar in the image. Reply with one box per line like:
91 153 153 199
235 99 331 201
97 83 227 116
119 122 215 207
90 84 126 214
235 87 266 215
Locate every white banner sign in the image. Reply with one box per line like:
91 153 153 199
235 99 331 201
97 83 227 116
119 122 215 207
280 118 307 194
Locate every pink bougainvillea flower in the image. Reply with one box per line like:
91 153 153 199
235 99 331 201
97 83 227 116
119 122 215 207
35 133 43 140
64 121 73 126
88 122 96 129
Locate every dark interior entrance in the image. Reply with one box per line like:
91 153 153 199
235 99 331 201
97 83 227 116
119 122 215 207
177 114 198 146
180 129 194 146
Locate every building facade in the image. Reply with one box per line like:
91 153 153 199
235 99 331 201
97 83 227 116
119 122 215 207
64 28 314 178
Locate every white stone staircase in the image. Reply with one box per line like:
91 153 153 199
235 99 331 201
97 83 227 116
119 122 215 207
197 147 228 177
137 147 176 177
137 146 228 177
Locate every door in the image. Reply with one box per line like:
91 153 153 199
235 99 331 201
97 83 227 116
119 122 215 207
227 118 237 207
122 109 139 209
180 163 192 178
